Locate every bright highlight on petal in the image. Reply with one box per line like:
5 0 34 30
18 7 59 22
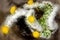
10 5 17 15
1 25 9 34
28 16 35 23
28 0 34 5
32 31 40 38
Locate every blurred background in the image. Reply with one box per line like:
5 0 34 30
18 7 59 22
0 0 60 40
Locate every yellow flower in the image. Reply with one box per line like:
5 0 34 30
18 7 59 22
28 16 35 23
1 25 9 34
10 5 17 15
28 0 34 5
32 31 40 38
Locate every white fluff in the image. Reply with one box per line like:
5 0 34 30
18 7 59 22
3 9 28 27
47 5 59 30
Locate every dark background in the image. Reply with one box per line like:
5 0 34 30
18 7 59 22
0 0 60 40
